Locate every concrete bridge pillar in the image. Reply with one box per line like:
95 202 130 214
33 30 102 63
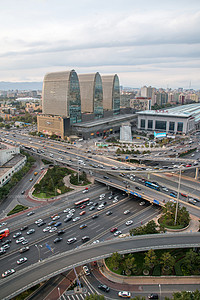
195 167 199 180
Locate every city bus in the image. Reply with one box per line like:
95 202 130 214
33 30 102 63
74 198 90 208
145 181 160 191
0 228 10 240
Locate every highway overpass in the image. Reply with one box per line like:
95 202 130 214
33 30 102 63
1 232 200 300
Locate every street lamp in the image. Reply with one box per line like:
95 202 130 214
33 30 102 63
35 244 42 262
159 284 162 299
174 168 182 225
57 287 61 299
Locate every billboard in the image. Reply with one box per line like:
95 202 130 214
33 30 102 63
154 132 167 139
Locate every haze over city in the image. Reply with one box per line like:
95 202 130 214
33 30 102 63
1 0 200 89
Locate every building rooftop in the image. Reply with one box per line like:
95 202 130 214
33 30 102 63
73 114 136 128
137 103 200 122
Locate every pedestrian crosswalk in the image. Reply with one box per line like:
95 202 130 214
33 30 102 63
61 290 93 300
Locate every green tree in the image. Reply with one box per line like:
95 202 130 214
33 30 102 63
123 256 137 275
109 252 122 270
182 249 200 275
85 294 105 300
144 249 157 270
160 252 175 274
131 296 146 300
169 289 200 300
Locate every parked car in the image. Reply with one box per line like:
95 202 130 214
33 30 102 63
98 284 110 292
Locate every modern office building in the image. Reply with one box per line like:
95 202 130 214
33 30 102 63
137 103 200 134
78 73 103 119
42 70 81 124
101 74 120 115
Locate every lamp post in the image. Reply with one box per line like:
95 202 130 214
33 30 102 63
35 244 42 262
159 284 162 299
57 287 61 299
174 168 182 225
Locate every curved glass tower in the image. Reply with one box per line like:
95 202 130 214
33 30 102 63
42 70 81 124
102 74 120 115
78 72 103 119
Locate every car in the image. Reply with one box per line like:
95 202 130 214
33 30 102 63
21 190 25 195
82 189 88 193
81 236 90 243
2 269 15 278
186 164 192 167
180 193 187 197
29 178 33 181
1 244 10 250
106 211 112 216
57 230 65 235
63 208 70 213
27 211 35 217
64 216 72 222
1 239 12 246
16 237 25 244
108 195 112 200
80 204 86 209
135 186 141 190
89 206 95 211
114 230 122 236
92 240 100 244
27 229 35 235
126 220 133 226
162 187 169 192
148 294 159 299
124 210 130 215
43 226 51 232
98 284 110 292
73 217 80 222
93 202 98 206
100 194 105 198
139 201 145 206
54 222 62 227
170 199 176 203
37 221 46 227
170 192 176 198
35 219 43 224
52 215 60 221
48 221 56 226
19 246 30 253
13 232 22 239
87 201 93 206
97 205 104 210
51 214 58 219
54 237 63 243
80 211 86 216
67 237 77 244
83 265 90 275
118 291 131 298
22 240 29 245
92 214 99 219
103 176 109 179
49 227 57 232
20 225 28 231
80 224 87 229
17 257 27 265
110 227 118 233
0 249 6 255
113 199 118 203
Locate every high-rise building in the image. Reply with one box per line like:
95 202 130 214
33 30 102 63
101 74 120 115
42 70 81 124
78 73 103 119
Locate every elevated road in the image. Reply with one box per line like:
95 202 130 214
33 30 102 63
1 232 200 300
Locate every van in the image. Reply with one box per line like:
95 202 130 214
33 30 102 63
50 153 54 157
81 236 90 243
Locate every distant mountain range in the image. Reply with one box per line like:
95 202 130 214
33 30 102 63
0 82 43 91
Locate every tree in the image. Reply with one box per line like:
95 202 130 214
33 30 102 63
131 297 146 300
123 255 137 275
144 249 157 270
109 252 122 270
182 249 200 275
169 289 200 300
85 294 105 300
160 252 175 274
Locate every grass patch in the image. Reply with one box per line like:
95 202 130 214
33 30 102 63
41 159 52 164
7 204 28 216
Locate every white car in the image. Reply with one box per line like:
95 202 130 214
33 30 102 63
97 205 105 210
92 240 100 244
83 265 90 275
99 194 105 199
43 226 51 232
126 220 133 226
82 189 88 193
124 210 130 215
118 291 131 298
35 219 43 224
113 199 118 203
73 217 80 222
49 227 57 233
108 195 112 200
69 209 75 213
16 237 25 244
139 201 145 206
17 257 27 265
114 230 122 236
66 213 74 218
63 208 70 213
52 215 60 221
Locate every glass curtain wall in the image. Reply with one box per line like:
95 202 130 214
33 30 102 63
68 70 81 124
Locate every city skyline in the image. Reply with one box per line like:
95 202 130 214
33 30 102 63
0 0 200 89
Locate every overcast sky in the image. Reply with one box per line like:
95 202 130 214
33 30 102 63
0 0 200 89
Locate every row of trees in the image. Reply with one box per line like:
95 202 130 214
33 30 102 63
107 248 200 276
129 220 164 236
70 171 90 186
160 202 190 228
0 151 35 200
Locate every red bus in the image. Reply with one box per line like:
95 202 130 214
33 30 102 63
74 198 90 208
0 228 10 240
